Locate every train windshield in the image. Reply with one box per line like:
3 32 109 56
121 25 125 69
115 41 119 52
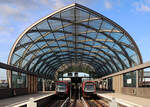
56 82 66 91
84 82 95 91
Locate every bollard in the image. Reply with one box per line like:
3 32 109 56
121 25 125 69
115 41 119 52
27 98 37 107
109 97 118 107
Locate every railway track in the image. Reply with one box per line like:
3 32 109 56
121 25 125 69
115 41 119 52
46 95 68 107
61 97 70 107
83 96 108 107
46 88 108 107
47 96 108 107
60 89 85 107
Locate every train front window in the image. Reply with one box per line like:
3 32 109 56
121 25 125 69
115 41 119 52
56 82 66 91
84 83 95 91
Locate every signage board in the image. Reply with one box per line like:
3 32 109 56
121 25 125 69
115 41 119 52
68 72 72 77
75 72 78 77
17 79 23 84
127 79 132 84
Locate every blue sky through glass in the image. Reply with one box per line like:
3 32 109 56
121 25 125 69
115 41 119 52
0 0 150 80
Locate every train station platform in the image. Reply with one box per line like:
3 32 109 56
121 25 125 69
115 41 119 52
97 92 150 107
0 91 55 107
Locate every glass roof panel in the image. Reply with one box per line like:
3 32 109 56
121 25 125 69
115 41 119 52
61 8 75 21
11 54 21 65
110 32 123 41
19 34 31 45
36 20 50 30
14 47 26 57
44 33 55 40
48 20 62 30
101 20 114 30
76 8 90 21
24 54 34 61
29 44 39 51
9 4 142 79
89 19 102 29
27 32 41 41
87 32 97 39
77 25 87 32
119 35 131 45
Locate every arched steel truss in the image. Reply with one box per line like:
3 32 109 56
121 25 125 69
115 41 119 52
8 3 142 79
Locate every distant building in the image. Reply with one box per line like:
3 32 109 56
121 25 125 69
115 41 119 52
0 80 8 84
0 80 8 88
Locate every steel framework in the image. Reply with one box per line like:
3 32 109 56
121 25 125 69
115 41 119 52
8 3 142 79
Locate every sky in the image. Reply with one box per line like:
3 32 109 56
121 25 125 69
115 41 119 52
0 0 150 80
63 72 89 77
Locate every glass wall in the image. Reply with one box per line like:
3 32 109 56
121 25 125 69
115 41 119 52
102 79 107 90
45 79 51 91
123 71 136 87
38 78 43 91
138 68 150 87
12 71 27 88
107 77 113 90
0 68 8 88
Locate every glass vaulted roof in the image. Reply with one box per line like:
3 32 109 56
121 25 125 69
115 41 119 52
8 3 142 79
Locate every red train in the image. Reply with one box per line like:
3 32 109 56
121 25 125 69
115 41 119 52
55 81 69 97
82 81 96 97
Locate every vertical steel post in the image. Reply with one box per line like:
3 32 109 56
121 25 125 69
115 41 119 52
136 70 139 88
42 79 45 92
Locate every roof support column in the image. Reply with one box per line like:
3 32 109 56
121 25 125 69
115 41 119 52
7 70 12 88
42 79 45 92
136 70 139 88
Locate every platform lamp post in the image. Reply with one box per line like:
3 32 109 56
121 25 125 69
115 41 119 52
89 70 91 80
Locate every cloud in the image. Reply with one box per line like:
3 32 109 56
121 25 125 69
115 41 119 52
0 0 66 52
0 26 14 32
104 0 112 9
50 0 65 10
140 5 150 12
0 0 66 22
0 1 35 26
76 0 96 6
0 0 40 10
0 4 29 22
133 0 150 12
0 26 15 44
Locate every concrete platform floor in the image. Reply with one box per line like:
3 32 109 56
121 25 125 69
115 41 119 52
0 91 55 107
97 92 150 107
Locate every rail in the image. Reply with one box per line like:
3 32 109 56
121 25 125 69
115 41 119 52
81 97 88 107
61 97 69 107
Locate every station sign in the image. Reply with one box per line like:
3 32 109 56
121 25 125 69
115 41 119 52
17 79 23 84
68 72 72 77
74 72 78 77
127 78 132 84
